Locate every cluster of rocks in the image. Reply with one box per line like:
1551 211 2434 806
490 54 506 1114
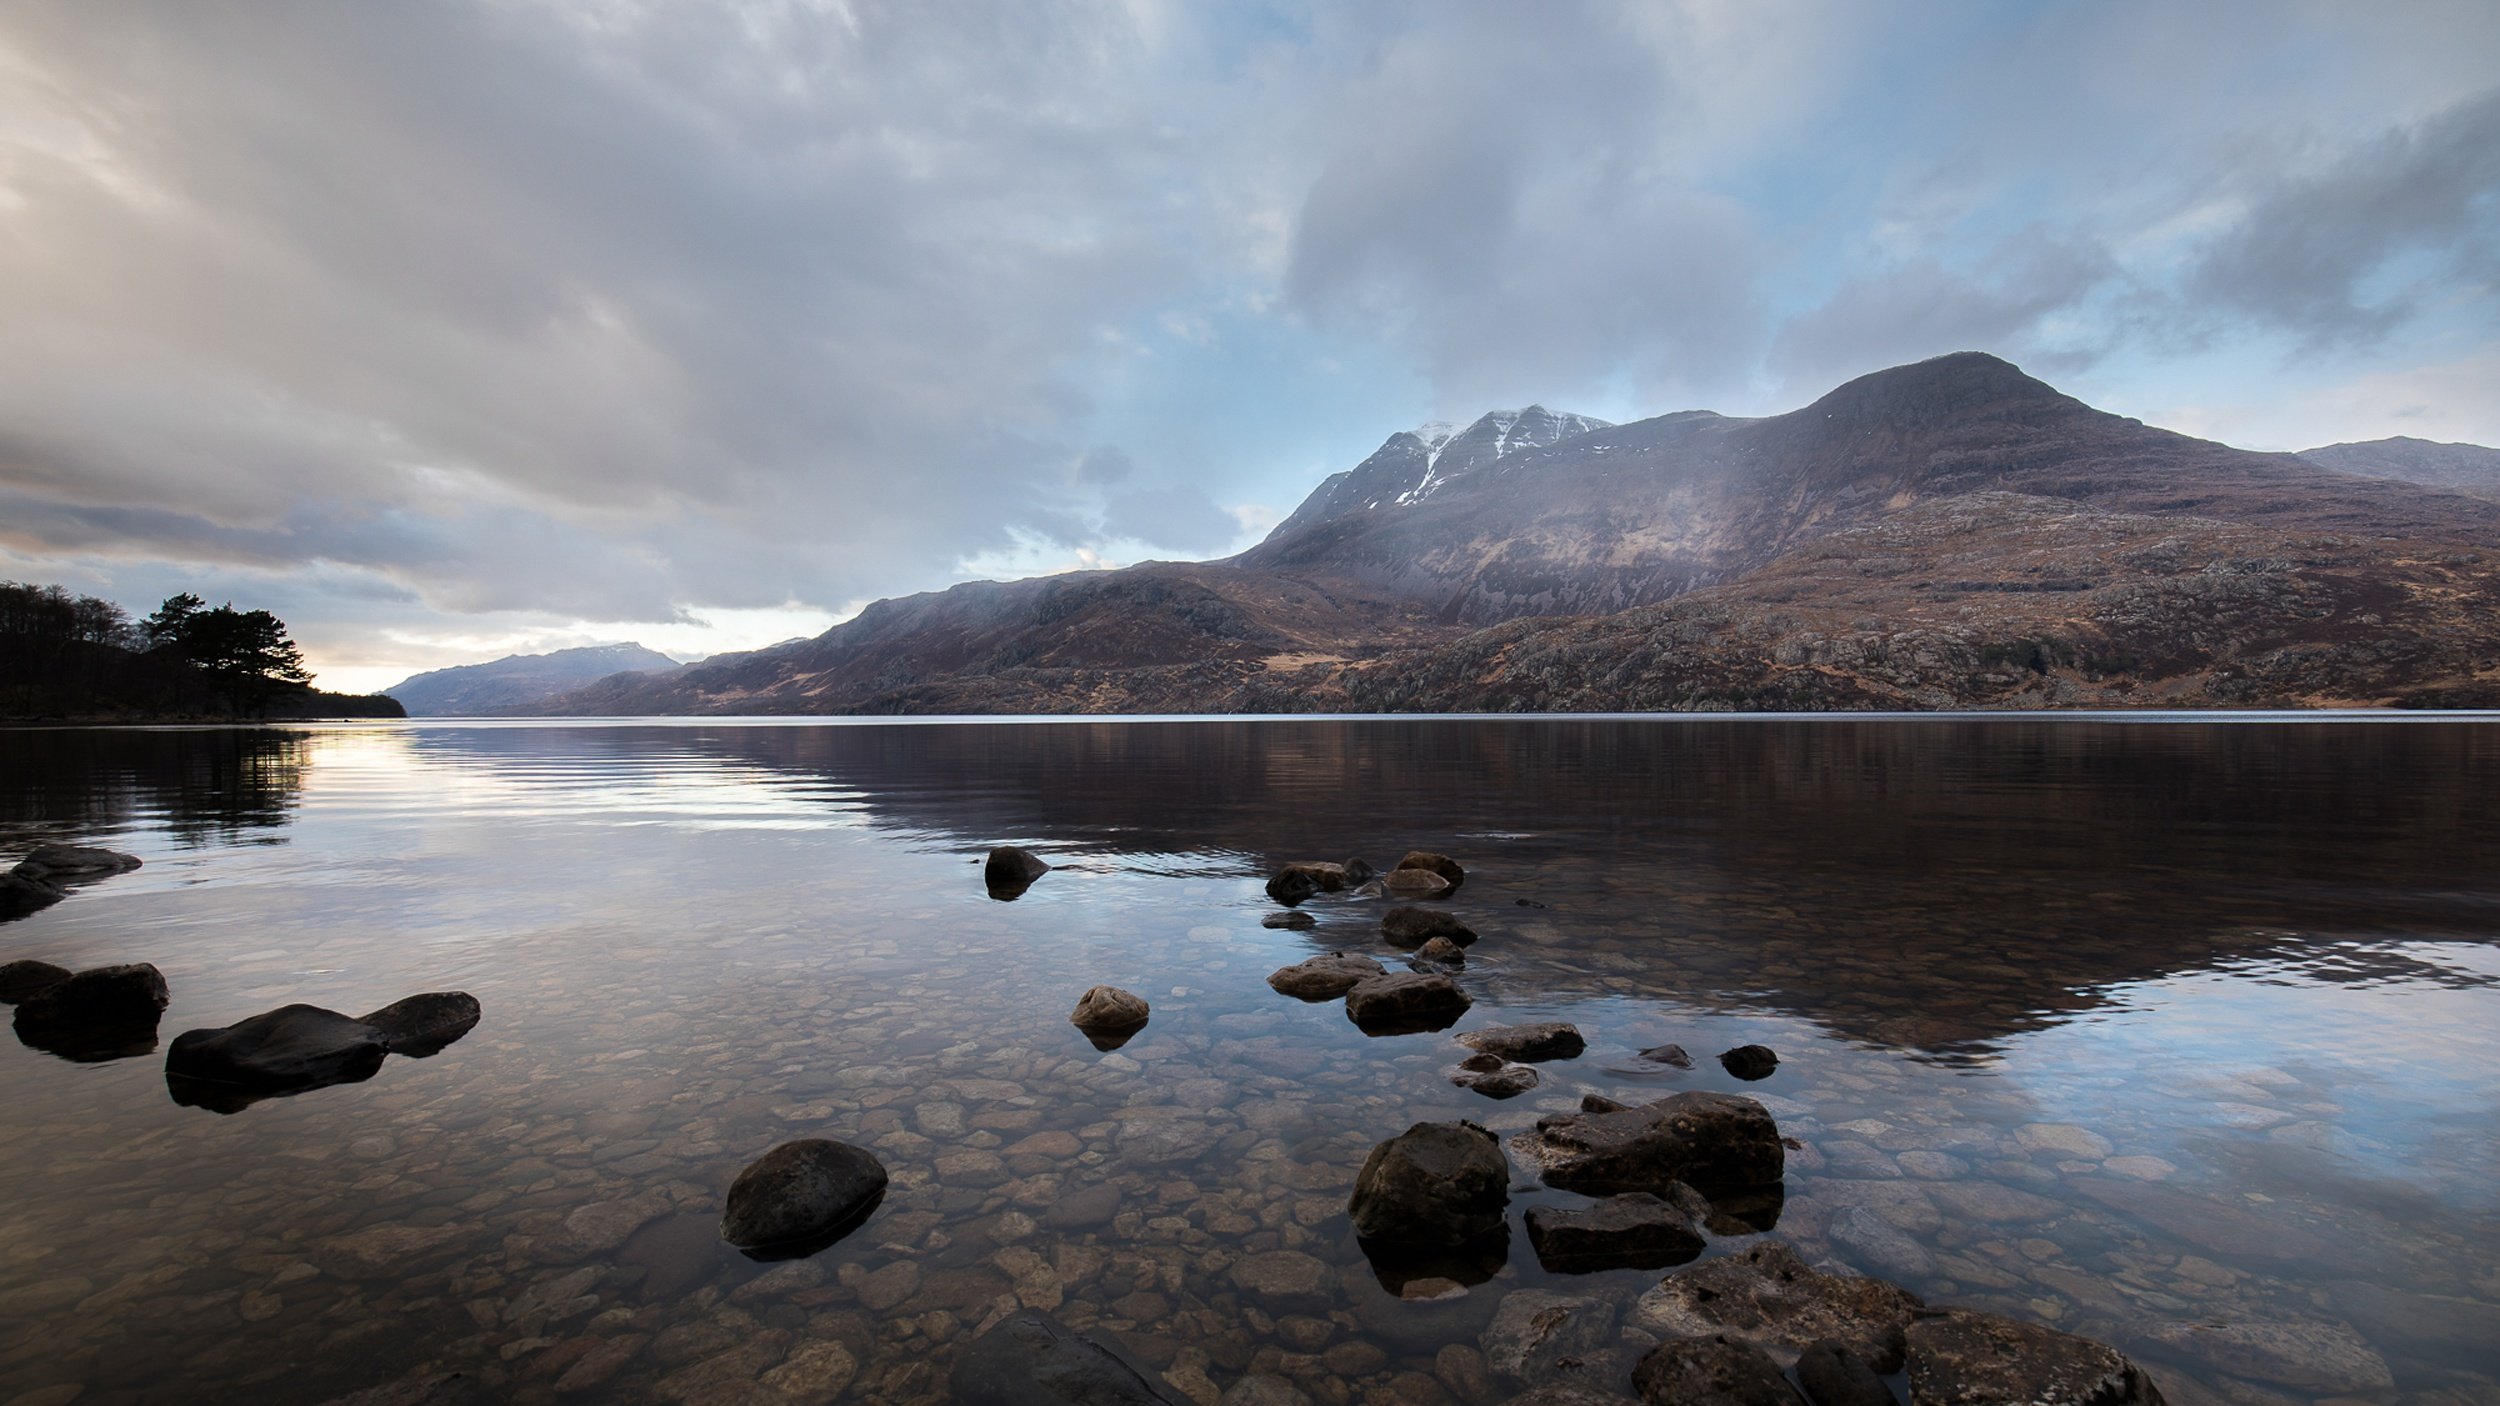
1345 1099 2170 1404
1263 853 1483 1036
0 842 143 921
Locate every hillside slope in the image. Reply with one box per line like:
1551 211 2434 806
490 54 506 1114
530 353 2500 715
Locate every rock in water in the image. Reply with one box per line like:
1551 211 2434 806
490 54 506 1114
1520 1091 1785 1194
2130 1317 2390 1394
1905 1309 2168 1406
13 962 170 1061
720 1139 889 1255
1457 1022 1585 1062
0 959 71 1003
1381 868 1453 899
166 1004 390 1103
1070 985 1151 1040
1720 1045 1779 1080
357 992 481 1057
1265 868 1320 904
1342 857 1377 884
13 844 143 882
1267 953 1386 1000
950 1310 1179 1405
1348 1121 1509 1244
1394 850 1467 887
1452 1063 1539 1098
1631 1242 1925 1371
0 870 65 919
1382 906 1476 947
1261 910 1317 931
1344 972 1471 1035
1633 1336 1806 1406
1639 1043 1694 1068
1412 936 1466 967
1524 1192 1705 1273
1280 862 1353 892
985 845 1049 897
1794 1341 1893 1406
1482 1290 1621 1388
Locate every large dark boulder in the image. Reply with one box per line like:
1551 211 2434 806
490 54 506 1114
985 845 1049 898
1631 1336 1806 1406
1458 1023 1584 1062
1394 850 1467 887
1906 1309 2168 1406
0 870 65 920
1383 906 1476 948
1265 867 1320 905
1720 1045 1779 1080
166 1003 390 1107
1345 972 1471 1034
13 962 170 1061
1630 1242 1924 1372
1280 861 1354 892
949 1310 1179 1405
1525 1192 1705 1273
0 959 71 1003
719 1139 888 1257
1267 952 1385 1000
1348 1120 1509 1244
357 992 481 1057
1518 1091 1784 1194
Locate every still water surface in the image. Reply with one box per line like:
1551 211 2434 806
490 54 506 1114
0 718 2495 1405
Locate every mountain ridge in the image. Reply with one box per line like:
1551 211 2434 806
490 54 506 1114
525 353 2500 715
385 642 680 716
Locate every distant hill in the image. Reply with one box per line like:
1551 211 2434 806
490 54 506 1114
384 643 679 715
529 353 2500 715
2299 436 2500 498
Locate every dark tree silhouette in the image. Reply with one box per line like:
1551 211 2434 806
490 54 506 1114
149 597 314 686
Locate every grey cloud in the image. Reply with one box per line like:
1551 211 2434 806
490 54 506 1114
1280 2 1765 409
1075 446 1136 485
1100 483 1238 554
2189 86 2500 342
1771 232 2126 398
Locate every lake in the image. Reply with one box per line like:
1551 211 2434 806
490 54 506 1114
0 717 2495 1406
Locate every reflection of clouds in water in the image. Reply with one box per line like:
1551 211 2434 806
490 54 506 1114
2003 941 2500 1208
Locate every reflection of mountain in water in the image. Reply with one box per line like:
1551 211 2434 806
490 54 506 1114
0 728 310 848
653 719 2500 1057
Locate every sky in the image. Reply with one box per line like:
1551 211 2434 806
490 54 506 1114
1 1 2495 693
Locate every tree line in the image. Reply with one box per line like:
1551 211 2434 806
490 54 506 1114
0 581 396 719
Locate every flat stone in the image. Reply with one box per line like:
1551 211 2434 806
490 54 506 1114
1926 1180 2067 1224
1829 1205 1933 1279
2132 1317 2391 1394
1382 868 1453 899
1456 1023 1584 1062
166 1004 389 1093
2069 1179 2332 1260
1231 1251 1334 1311
2014 1123 2113 1160
1261 911 1317 931
1524 1192 1704 1273
1907 1309 2164 1406
950 1310 1179 1405
1638 1044 1693 1068
355 992 480 1056
1393 851 1467 887
1452 1064 1539 1099
1266 952 1385 1000
1631 1241 1924 1372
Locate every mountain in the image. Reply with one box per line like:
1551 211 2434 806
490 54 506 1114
384 643 679 715
530 353 2500 715
2298 436 2500 498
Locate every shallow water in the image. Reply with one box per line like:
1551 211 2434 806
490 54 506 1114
0 717 2495 1406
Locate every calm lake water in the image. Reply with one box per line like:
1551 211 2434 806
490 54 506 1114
1 717 2495 1406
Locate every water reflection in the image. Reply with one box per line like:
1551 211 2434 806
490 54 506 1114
0 727 310 848
0 718 2491 1406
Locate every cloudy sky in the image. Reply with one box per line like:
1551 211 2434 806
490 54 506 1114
2 1 2495 691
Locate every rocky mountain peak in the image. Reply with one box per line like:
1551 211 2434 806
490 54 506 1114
1791 351 2080 434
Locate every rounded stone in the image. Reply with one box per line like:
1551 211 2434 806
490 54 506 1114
719 1139 888 1252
